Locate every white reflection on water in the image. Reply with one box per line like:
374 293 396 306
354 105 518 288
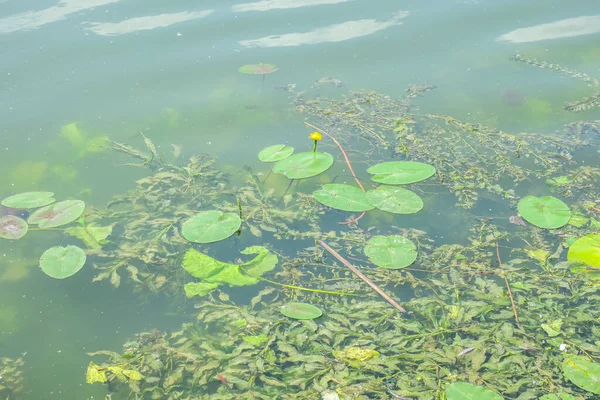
496 15 600 43
232 0 351 13
239 11 408 48
0 0 121 34
85 10 214 36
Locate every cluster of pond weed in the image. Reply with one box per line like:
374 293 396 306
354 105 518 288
0 356 25 399
73 56 600 398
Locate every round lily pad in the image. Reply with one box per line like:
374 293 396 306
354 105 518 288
182 210 241 244
517 196 571 229
1 191 55 209
273 152 334 180
568 233 600 268
258 144 294 162
0 216 28 240
280 303 322 320
367 161 435 185
364 235 417 269
365 186 423 214
446 382 503 400
313 184 374 212
239 63 278 75
27 200 85 228
39 245 87 279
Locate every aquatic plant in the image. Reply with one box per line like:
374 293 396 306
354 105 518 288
0 357 25 399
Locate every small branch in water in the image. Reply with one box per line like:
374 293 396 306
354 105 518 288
496 241 520 324
318 240 406 313
340 211 366 226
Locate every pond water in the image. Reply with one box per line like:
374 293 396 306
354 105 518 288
1 0 600 399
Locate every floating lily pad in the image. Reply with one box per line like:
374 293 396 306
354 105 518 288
313 184 374 212
27 200 85 228
517 196 570 229
239 63 278 75
1 191 55 209
182 211 241 244
445 382 503 400
367 161 435 185
0 216 28 240
568 233 600 269
364 235 417 269
563 356 600 394
39 245 86 279
273 152 333 180
258 144 294 162
365 186 423 214
280 303 322 320
540 393 575 400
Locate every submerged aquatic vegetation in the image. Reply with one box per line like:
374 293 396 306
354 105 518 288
0 357 25 399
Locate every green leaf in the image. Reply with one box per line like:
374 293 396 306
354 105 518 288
2 191 55 209
258 144 294 162
204 266 258 286
541 320 563 337
517 196 571 229
239 246 279 277
367 161 435 184
239 63 278 75
182 248 226 280
86 362 107 384
181 210 241 243
445 382 503 400
28 200 85 228
65 223 112 250
273 152 334 180
0 216 28 240
365 186 423 214
184 282 220 298
539 393 575 400
280 303 322 320
568 233 600 268
562 356 600 394
567 212 588 227
242 334 269 346
313 184 374 212
39 245 86 279
364 235 417 269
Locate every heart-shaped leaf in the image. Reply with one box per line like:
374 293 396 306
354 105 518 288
39 245 86 279
0 215 28 240
517 196 570 229
364 235 417 269
273 152 334 180
367 161 435 184
28 200 85 228
2 191 55 209
258 144 294 162
365 186 423 214
313 184 374 212
280 303 322 320
181 211 241 243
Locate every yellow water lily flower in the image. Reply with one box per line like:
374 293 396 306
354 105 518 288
310 131 322 141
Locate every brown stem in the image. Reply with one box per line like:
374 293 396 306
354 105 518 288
496 242 520 324
318 240 406 313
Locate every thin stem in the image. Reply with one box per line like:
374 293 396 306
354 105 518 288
259 277 356 296
496 241 520 324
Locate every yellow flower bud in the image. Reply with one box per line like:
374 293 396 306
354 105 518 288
310 131 322 141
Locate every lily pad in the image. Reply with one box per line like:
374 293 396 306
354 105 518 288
517 196 571 229
39 245 86 279
181 211 241 243
540 393 575 400
27 200 85 228
1 191 55 209
0 216 28 240
280 303 322 320
568 233 600 269
367 161 435 185
258 144 294 162
365 186 423 214
445 382 503 400
273 152 334 180
563 356 600 394
239 63 278 75
313 184 374 212
364 235 417 269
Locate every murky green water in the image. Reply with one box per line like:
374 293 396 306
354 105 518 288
1 1 600 399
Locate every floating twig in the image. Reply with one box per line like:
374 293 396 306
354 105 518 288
318 240 406 313
496 241 520 324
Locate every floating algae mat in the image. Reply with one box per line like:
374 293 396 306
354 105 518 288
74 62 600 399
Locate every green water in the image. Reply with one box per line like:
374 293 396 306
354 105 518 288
1 1 600 399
